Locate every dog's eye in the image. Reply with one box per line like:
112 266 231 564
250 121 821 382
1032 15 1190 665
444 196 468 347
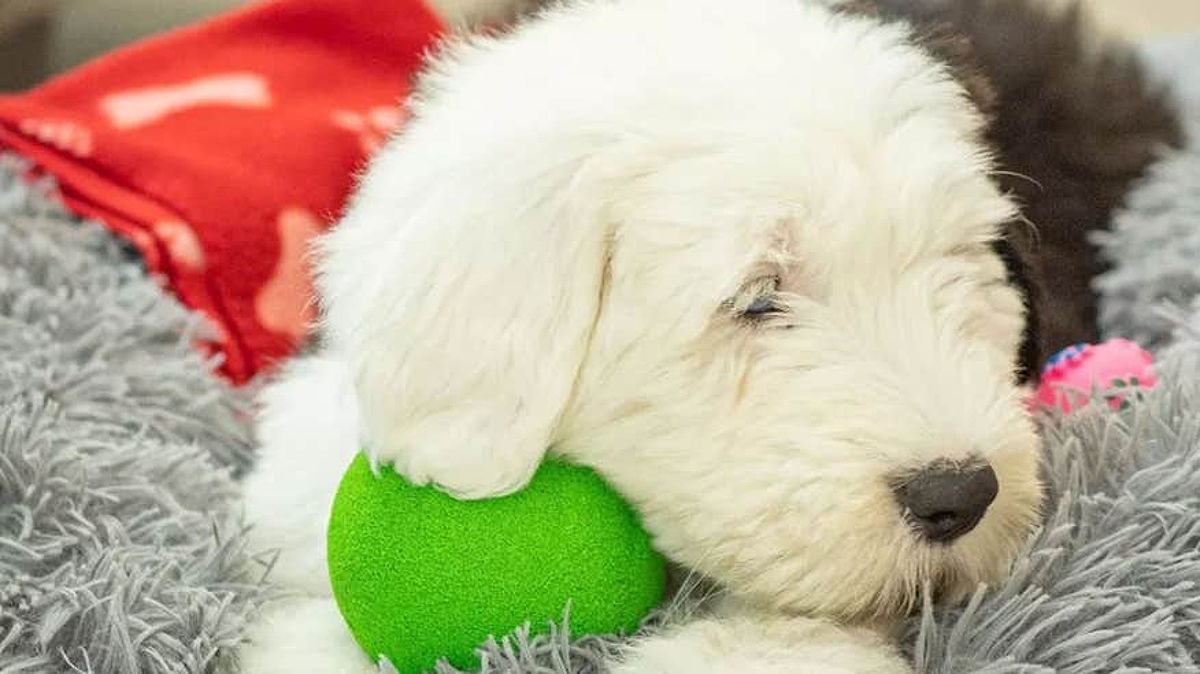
731 276 785 321
744 295 781 316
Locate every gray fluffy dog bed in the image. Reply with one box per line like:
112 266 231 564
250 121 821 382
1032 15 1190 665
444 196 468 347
0 158 267 672
2 36 1200 674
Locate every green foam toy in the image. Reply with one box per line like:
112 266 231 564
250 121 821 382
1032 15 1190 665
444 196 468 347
327 453 667 672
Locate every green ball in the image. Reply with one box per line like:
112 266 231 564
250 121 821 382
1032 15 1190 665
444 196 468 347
327 453 666 672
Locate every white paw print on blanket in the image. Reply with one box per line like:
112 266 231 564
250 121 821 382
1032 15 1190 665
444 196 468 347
153 219 206 273
255 207 323 342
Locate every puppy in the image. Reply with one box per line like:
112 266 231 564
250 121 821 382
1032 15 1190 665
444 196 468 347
239 0 1177 671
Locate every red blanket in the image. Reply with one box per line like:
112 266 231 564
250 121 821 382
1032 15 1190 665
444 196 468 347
0 0 444 382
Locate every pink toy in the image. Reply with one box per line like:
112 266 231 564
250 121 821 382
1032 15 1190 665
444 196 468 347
1035 339 1156 414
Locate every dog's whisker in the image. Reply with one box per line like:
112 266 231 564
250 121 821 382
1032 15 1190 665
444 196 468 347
991 169 1045 192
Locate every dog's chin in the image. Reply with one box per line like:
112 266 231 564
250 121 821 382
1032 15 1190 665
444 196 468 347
892 508 1042 616
876 442 1046 616
750 508 1040 624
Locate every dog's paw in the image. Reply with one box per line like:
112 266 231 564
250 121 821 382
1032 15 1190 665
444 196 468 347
612 615 911 674
240 597 378 674
367 407 546 499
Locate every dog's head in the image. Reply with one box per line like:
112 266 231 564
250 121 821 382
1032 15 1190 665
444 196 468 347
319 0 1043 622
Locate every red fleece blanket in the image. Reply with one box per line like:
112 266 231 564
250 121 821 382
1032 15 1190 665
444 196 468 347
0 0 444 382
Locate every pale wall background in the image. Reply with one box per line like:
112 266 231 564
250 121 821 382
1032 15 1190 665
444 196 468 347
1092 0 1200 39
42 0 1200 62
2 0 1199 90
51 0 1200 55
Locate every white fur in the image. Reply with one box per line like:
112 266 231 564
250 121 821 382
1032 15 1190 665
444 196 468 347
242 0 1044 670
241 355 360 595
240 597 377 673
613 613 908 674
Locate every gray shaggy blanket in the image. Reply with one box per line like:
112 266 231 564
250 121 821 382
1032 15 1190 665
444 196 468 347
1 34 1200 674
0 157 267 672
1096 35 1200 351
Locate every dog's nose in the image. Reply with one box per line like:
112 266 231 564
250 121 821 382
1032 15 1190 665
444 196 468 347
892 461 998 543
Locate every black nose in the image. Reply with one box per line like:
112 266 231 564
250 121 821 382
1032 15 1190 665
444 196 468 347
892 461 999 543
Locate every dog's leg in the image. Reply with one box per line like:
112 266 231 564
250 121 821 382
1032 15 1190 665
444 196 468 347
242 354 361 595
240 597 378 674
239 355 367 672
611 613 910 674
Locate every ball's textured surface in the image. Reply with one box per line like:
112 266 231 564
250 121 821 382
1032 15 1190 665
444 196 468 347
326 453 666 672
1036 339 1157 413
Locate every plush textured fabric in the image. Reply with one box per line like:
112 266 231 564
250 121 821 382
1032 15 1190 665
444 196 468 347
0 0 443 383
1095 37 1200 351
905 340 1200 672
0 155 267 672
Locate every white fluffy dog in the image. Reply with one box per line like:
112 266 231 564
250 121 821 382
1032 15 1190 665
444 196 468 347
240 0 1045 671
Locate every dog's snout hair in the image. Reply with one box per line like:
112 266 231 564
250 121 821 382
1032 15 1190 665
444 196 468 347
315 0 1044 622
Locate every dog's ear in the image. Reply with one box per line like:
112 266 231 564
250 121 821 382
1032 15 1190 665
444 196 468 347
317 128 610 499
